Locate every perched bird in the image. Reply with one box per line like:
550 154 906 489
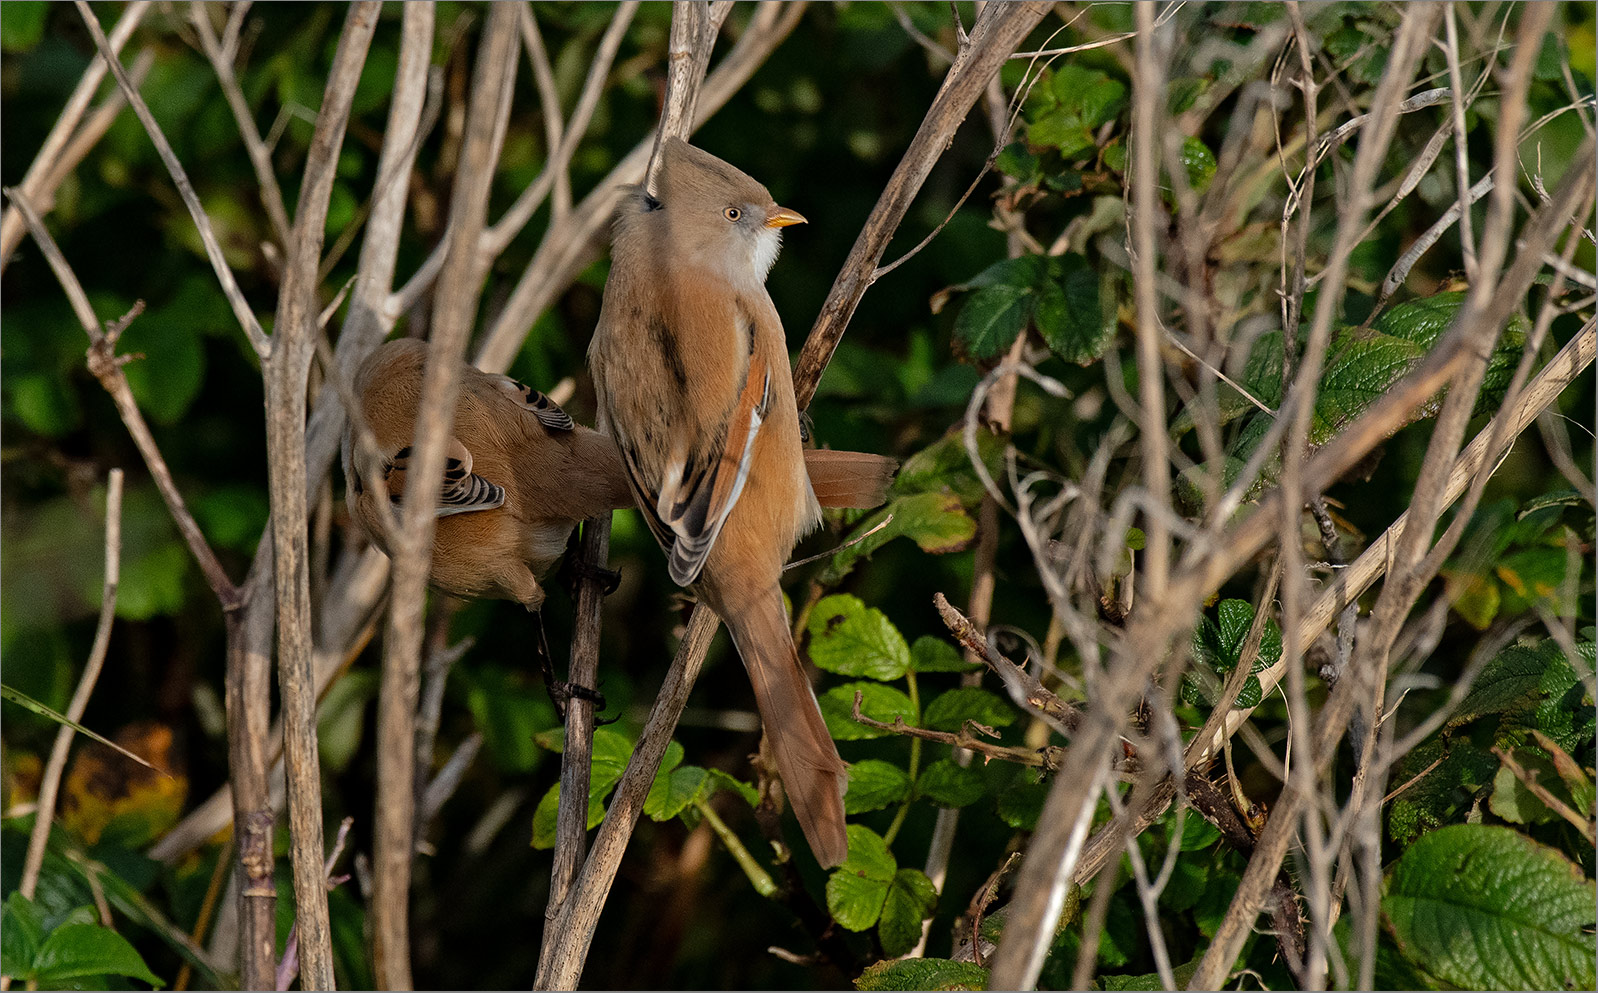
343 337 631 611
587 138 854 867
342 337 895 611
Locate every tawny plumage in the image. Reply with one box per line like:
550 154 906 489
587 138 853 868
342 337 631 610
342 337 897 615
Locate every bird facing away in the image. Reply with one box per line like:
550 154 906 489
343 337 897 612
587 138 852 868
342 337 632 611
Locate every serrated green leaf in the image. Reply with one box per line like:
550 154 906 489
819 682 918 741
996 142 1040 182
589 727 635 795
921 687 1017 732
32 924 165 988
645 765 709 821
807 594 910 680
845 760 913 814
1383 825 1596 990
955 282 1034 360
819 493 977 584
1102 958 1201 990
854 958 989 991
879 869 939 957
916 759 986 808
827 870 892 932
827 825 898 931
910 635 979 673
1452 641 1570 727
1034 254 1112 364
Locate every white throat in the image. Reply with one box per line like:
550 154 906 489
750 227 783 282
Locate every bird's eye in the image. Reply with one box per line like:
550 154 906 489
723 206 742 222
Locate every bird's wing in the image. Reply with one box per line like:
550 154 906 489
385 438 505 517
653 346 772 586
487 374 575 431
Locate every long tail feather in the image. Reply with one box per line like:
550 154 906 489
725 589 849 868
802 450 898 509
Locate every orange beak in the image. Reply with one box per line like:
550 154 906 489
764 205 808 229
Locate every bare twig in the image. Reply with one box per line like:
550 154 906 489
372 7 514 989
16 470 123 905
540 515 612 957
73 0 270 357
275 817 354 992
484 2 639 257
262 7 380 989
934 593 1080 734
0 1 149 272
1130 1 1171 599
192 3 293 250
850 691 1062 770
534 606 722 989
474 0 807 374
5 190 242 609
790 1 1052 409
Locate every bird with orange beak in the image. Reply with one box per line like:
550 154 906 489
587 138 850 868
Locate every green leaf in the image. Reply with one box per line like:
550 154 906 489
1452 640 1572 727
707 768 760 809
845 760 913 815
819 682 918 741
1102 958 1200 990
921 687 1017 732
1488 749 1567 825
1034 255 1113 364
806 594 911 680
530 782 607 849
996 142 1040 182
954 282 1034 360
0 685 163 776
997 772 1049 830
827 825 897 931
645 765 709 821
916 758 986 808
909 635 979 673
819 493 977 584
589 727 636 796
1382 825 1596 990
32 924 165 988
1178 136 1217 192
2 893 44 979
879 868 939 956
854 958 989 991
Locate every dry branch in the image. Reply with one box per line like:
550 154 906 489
0 1 148 272
790 0 1053 409
372 7 516 988
262 6 381 988
15 470 123 906
73 0 270 357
